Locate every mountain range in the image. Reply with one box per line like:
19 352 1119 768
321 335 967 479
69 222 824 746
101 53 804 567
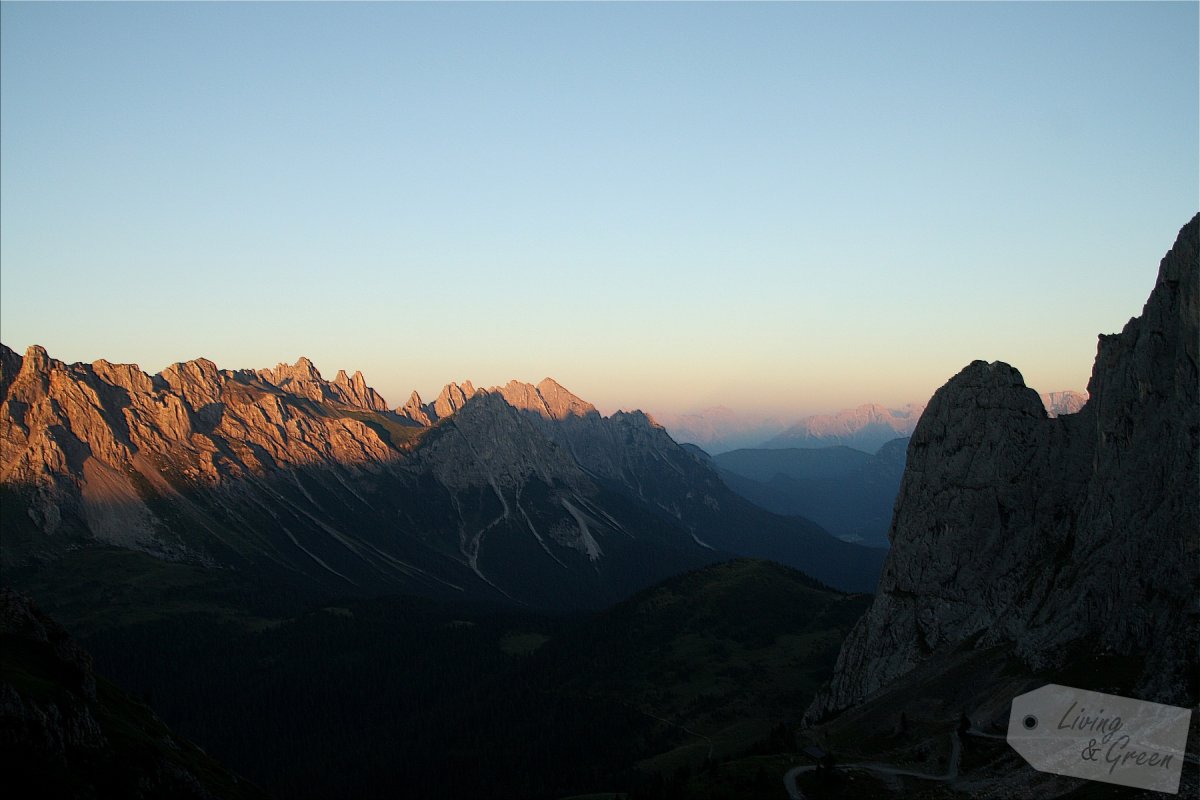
0 346 885 611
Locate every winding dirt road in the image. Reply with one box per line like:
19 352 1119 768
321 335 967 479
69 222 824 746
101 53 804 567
783 731 962 800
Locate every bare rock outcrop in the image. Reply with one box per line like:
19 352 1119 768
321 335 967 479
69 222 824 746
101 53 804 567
0 348 403 562
332 369 390 412
805 214 1199 722
432 381 477 420
396 390 434 426
255 357 390 411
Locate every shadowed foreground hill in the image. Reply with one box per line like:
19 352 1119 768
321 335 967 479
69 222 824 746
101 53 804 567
58 559 868 800
0 588 266 800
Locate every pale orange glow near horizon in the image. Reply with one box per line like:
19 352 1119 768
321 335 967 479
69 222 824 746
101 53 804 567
0 308 1104 424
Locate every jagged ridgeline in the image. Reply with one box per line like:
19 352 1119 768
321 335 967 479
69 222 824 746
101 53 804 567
0 345 885 611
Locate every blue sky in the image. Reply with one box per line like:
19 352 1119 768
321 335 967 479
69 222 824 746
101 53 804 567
2 2 1196 416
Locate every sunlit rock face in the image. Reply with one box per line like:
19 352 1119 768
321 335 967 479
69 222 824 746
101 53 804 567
806 214 1199 723
1 344 884 608
1 348 400 562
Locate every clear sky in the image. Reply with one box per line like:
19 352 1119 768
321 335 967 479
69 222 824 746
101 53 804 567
2 2 1196 417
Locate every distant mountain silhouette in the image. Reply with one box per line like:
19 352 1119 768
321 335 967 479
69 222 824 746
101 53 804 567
761 403 924 453
653 406 788 454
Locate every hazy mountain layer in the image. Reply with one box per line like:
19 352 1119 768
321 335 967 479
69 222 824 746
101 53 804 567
653 406 789 455
714 439 908 547
758 391 1086 455
762 403 924 453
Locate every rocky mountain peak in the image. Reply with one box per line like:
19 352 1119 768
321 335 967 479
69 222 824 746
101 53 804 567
13 345 58 395
332 368 367 389
611 408 661 430
254 357 389 411
330 368 387 411
0 343 404 560
491 377 598 422
431 381 477 421
159 357 224 409
0 344 22 399
21 344 51 370
414 388 588 494
265 356 322 384
805 214 1199 723
290 356 320 381
88 359 148 395
535 377 598 420
397 390 433 426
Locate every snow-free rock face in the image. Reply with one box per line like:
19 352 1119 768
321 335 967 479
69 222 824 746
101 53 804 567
0 347 399 561
396 381 480 426
1 349 884 607
255 357 390 411
332 369 390 412
806 214 1199 722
